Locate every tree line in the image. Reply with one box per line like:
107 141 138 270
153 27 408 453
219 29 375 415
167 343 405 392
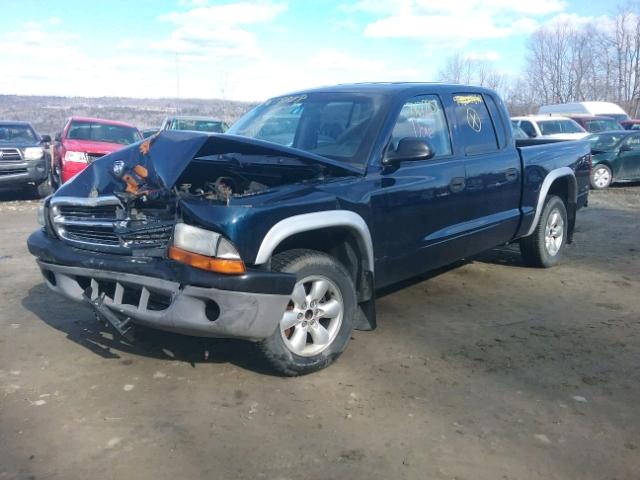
438 3 640 117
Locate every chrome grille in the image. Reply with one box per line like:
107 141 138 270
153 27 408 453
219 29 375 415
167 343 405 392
58 204 118 220
0 148 22 162
50 196 173 253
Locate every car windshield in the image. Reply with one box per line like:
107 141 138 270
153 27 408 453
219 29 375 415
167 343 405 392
228 92 386 167
169 119 227 133
67 121 141 145
585 119 621 132
587 133 626 151
0 125 37 143
538 119 584 135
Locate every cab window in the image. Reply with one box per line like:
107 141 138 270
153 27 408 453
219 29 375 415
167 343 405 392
453 94 498 155
390 95 452 158
519 121 536 137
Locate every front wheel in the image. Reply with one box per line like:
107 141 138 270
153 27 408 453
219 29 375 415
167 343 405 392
591 164 612 189
35 176 53 198
258 249 356 376
520 195 568 268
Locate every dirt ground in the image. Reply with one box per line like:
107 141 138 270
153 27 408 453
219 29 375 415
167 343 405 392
0 185 638 480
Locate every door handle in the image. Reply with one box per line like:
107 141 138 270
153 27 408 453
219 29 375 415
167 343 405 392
449 176 465 192
505 168 519 181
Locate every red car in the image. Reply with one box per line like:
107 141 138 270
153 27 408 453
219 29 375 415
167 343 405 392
53 117 142 185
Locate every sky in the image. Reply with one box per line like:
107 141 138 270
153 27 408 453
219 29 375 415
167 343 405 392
0 0 622 102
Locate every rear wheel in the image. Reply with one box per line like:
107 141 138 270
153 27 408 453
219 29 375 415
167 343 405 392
520 195 568 268
258 249 356 376
591 164 612 189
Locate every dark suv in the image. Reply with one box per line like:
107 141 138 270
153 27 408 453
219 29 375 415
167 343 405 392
0 121 52 197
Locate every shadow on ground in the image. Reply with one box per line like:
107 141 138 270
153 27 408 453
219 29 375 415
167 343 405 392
21 283 276 376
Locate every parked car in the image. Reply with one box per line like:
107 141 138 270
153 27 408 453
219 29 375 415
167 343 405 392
619 119 640 130
539 101 630 122
29 83 591 375
567 115 622 133
0 121 52 197
141 128 159 138
161 116 229 134
586 130 640 188
511 115 589 140
53 117 142 186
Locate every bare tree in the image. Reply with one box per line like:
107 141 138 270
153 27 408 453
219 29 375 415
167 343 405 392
437 53 506 94
608 6 640 115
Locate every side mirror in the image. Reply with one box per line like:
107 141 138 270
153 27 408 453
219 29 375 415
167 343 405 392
619 144 633 152
41 134 51 143
54 132 62 142
384 137 435 165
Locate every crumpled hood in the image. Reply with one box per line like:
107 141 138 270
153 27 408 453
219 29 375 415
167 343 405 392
55 130 359 198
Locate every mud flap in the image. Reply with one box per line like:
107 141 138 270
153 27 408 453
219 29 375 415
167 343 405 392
82 288 135 342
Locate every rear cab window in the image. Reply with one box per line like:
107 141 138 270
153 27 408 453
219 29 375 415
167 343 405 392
452 93 499 155
519 121 537 137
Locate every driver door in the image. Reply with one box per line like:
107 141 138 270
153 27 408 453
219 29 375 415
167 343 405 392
618 133 640 180
370 94 469 287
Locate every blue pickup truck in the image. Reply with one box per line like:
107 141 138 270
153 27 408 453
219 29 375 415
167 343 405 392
28 83 591 375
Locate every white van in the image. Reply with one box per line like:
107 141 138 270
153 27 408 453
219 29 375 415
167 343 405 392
538 102 629 122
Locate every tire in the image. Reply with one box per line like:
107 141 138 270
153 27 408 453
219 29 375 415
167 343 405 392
258 249 357 376
35 176 53 198
520 195 568 268
591 164 612 189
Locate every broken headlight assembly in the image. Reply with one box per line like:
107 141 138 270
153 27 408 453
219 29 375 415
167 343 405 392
169 223 246 274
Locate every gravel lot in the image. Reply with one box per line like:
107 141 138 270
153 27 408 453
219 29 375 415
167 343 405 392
1 186 638 480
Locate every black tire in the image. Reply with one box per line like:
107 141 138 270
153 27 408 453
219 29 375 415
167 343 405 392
590 164 612 189
520 195 568 268
258 249 357 376
35 176 53 198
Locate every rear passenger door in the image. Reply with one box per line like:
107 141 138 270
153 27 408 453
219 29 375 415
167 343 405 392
451 93 522 255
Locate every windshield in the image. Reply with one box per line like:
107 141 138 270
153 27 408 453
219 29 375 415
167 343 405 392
538 119 584 135
587 133 626 151
585 119 621 132
0 124 37 143
228 92 385 166
169 119 227 133
67 121 141 145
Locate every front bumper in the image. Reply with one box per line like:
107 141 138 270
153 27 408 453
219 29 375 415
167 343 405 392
0 157 48 186
28 230 295 341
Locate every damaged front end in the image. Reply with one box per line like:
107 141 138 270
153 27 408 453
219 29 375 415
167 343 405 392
47 130 358 257
29 131 357 340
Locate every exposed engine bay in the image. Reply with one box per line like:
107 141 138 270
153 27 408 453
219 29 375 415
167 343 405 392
173 155 327 204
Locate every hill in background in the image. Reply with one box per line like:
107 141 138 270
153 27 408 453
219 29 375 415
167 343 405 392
0 95 257 136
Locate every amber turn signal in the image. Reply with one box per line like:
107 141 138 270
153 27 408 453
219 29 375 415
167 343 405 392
168 246 246 275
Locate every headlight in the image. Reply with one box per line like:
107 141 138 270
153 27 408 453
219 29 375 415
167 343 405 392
169 223 245 274
24 147 44 160
37 203 46 227
64 151 88 163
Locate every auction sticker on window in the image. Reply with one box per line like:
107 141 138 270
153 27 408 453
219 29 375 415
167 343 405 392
453 94 483 106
